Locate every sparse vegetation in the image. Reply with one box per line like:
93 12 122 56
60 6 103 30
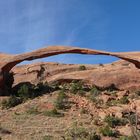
69 81 86 97
1 96 22 109
0 124 12 135
17 84 30 101
43 108 64 117
55 90 69 110
80 107 88 114
88 87 104 108
104 115 128 128
70 81 83 94
1 66 140 140
90 86 101 97
26 107 40 115
99 125 119 137
119 136 134 140
119 96 130 104
99 63 104 67
135 90 140 96
65 123 101 140
79 65 86 71
106 99 118 106
88 95 104 108
42 135 53 140
1 82 53 109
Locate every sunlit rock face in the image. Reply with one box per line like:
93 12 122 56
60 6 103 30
0 46 140 95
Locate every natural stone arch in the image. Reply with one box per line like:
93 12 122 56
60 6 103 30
0 46 140 95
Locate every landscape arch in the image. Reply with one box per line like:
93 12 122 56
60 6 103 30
0 46 140 94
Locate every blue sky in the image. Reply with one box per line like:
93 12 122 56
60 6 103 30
0 0 139 64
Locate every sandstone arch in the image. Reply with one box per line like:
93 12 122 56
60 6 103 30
0 46 140 94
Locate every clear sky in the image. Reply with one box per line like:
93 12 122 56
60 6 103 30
0 0 139 64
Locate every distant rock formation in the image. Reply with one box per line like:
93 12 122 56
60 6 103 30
0 46 140 94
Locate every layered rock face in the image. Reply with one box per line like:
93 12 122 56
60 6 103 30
12 60 140 91
0 46 140 94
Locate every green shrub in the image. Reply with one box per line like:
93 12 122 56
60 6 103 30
90 87 101 97
26 107 40 115
78 90 86 96
135 90 140 96
79 65 86 71
104 115 128 128
119 96 129 104
99 63 104 67
106 84 118 92
119 136 134 140
95 99 104 108
55 90 69 110
69 81 87 96
106 99 118 106
1 96 22 109
66 126 88 139
17 84 30 101
88 132 101 140
129 113 137 125
66 123 101 140
42 135 53 140
17 82 52 102
88 96 104 108
43 108 64 117
99 125 119 137
80 108 88 114
0 126 11 135
70 81 83 94
34 82 52 93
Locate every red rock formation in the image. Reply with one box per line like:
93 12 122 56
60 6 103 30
0 46 140 94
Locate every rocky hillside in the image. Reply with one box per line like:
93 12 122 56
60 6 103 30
0 60 140 140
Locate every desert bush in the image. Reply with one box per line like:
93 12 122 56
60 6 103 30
87 132 101 140
69 81 86 96
119 96 129 104
135 90 140 96
79 65 86 71
65 122 101 140
34 82 53 93
70 81 83 94
89 96 104 108
80 107 88 114
104 115 128 128
26 107 40 115
106 99 118 106
90 87 101 97
99 125 119 137
67 126 88 139
17 82 52 101
99 63 104 67
0 127 11 135
95 99 104 108
119 136 134 140
42 135 53 140
17 84 30 101
88 87 103 108
1 96 22 109
55 90 69 110
106 84 118 92
43 108 64 117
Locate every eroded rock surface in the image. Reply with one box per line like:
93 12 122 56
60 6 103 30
12 60 140 90
0 46 140 93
